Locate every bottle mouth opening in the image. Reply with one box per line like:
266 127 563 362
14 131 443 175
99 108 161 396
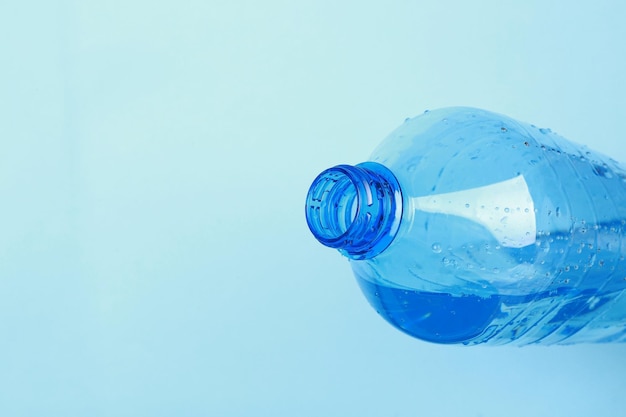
305 166 361 247
305 162 403 260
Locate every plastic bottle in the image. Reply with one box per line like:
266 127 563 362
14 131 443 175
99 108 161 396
305 107 626 345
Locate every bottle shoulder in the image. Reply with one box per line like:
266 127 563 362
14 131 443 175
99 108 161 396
369 107 626 209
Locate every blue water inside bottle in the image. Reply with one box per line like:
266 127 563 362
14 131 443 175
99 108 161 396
350 213 626 345
356 278 502 344
305 107 626 345
357 277 626 345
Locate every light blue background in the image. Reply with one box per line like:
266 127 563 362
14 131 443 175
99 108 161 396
2 1 626 416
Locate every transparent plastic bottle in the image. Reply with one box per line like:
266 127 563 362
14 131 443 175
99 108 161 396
305 107 626 345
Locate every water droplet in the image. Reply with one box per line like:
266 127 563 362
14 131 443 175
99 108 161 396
504 207 510 213
431 243 442 253
404 117 411 123
465 203 470 208
539 128 551 134
500 127 507 132
407 164 417 172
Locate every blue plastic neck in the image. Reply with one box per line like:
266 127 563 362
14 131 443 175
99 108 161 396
305 162 403 260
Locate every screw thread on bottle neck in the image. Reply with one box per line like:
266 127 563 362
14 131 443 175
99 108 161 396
305 162 403 260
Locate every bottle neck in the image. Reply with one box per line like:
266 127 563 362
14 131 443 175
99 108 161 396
305 162 403 260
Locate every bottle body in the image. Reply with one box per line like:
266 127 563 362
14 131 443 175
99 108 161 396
306 107 626 345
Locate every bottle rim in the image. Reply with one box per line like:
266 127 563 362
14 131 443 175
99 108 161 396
305 162 403 260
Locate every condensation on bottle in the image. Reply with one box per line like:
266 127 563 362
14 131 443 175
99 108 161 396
305 107 626 345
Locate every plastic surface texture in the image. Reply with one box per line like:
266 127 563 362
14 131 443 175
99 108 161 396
305 107 626 345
